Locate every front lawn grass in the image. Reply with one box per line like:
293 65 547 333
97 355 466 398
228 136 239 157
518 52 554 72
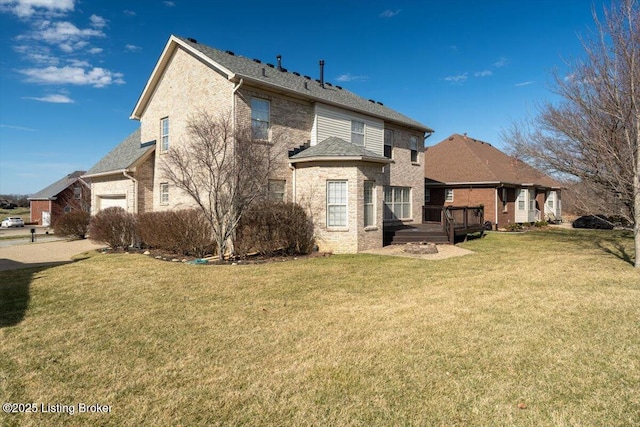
1 228 638 426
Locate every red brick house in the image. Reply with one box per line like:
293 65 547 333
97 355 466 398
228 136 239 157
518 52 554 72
424 134 562 229
28 171 91 226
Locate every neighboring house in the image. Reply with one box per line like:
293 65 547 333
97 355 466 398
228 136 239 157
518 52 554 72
28 171 91 226
87 35 433 254
424 134 562 229
83 129 156 214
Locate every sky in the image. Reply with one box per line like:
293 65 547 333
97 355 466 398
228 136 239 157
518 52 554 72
0 0 608 195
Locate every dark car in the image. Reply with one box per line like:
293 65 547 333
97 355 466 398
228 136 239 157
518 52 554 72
572 215 614 230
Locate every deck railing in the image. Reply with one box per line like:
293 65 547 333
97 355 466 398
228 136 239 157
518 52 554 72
423 205 485 242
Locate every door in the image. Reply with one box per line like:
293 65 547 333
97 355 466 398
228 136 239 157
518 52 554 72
42 211 50 227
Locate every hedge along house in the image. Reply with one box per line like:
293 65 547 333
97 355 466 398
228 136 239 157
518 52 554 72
424 134 562 229
28 171 90 226
83 129 156 214
88 34 432 254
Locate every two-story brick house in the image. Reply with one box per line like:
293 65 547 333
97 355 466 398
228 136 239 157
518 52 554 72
86 35 432 253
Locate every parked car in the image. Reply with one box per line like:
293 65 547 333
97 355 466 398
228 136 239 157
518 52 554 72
1 217 25 228
572 215 614 230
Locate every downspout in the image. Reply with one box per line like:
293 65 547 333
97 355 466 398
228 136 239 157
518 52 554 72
232 78 244 137
495 188 499 229
123 170 138 214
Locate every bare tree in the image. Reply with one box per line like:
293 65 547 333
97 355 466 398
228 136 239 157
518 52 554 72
502 0 640 267
161 110 283 261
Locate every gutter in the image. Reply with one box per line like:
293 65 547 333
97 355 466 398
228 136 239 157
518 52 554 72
289 155 392 165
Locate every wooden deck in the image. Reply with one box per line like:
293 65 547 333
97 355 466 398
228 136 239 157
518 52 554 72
384 205 486 245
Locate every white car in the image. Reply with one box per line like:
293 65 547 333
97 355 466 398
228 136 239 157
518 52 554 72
1 217 25 228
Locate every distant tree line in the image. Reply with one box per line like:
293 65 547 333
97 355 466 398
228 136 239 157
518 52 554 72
0 194 29 208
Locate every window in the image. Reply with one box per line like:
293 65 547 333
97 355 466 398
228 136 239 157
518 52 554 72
268 180 286 201
502 188 508 212
74 186 81 199
251 98 270 140
351 120 365 146
425 187 431 203
160 183 169 205
529 189 536 211
517 189 526 210
384 186 411 220
327 181 347 227
160 117 169 152
384 129 393 159
546 191 555 210
63 205 72 213
445 189 454 203
410 136 418 163
364 181 375 227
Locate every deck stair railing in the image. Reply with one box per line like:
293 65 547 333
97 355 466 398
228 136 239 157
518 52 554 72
423 205 485 242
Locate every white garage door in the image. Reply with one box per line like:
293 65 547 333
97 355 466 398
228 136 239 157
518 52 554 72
98 195 127 211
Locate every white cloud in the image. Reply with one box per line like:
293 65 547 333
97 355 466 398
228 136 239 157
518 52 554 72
19 65 125 87
88 47 102 54
335 73 368 82
123 9 135 16
379 9 401 18
474 70 493 77
34 20 104 45
163 1 175 6
515 81 535 87
89 14 107 28
24 93 74 103
493 56 508 68
125 44 142 52
444 72 468 83
0 124 37 131
0 0 74 17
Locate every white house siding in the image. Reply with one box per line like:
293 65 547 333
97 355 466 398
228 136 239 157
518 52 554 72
138 45 234 212
90 175 135 214
312 103 384 156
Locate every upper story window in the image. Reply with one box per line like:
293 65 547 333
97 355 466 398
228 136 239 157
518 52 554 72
410 136 418 163
160 117 169 152
74 186 81 199
251 98 270 140
351 120 365 146
384 129 393 159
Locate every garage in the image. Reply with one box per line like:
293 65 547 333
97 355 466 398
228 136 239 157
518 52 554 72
98 195 127 211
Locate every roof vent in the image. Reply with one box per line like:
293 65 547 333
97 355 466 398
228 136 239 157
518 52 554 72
326 82 333 87
277 55 282 71
304 81 309 90
315 79 321 83
368 99 375 103
376 101 383 105
262 68 266 77
225 50 235 56
267 63 275 68
336 85 342 90
187 37 198 43
292 71 300 76
253 58 262 63
304 75 311 80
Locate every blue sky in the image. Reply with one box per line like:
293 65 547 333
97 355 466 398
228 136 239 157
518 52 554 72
0 0 605 195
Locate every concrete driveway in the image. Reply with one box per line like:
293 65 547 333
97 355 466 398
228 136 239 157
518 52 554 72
0 238 105 271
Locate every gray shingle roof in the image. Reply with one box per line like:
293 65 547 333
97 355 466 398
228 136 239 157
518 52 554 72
29 171 86 200
290 137 389 164
85 129 155 176
176 36 432 132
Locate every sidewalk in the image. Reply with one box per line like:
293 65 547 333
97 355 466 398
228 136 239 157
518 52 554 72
0 239 105 271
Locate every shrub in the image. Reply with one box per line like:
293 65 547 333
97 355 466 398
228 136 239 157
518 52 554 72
89 207 137 250
236 201 314 257
505 223 524 232
534 220 548 227
137 209 215 257
53 210 90 239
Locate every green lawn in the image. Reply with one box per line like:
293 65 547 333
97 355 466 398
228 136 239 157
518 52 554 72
1 228 638 426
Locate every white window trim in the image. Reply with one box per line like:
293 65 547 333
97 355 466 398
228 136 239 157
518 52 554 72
351 120 365 146
251 97 270 141
384 186 412 220
160 182 169 205
445 189 454 203
327 180 348 228
517 188 526 211
160 117 169 152
364 181 375 228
